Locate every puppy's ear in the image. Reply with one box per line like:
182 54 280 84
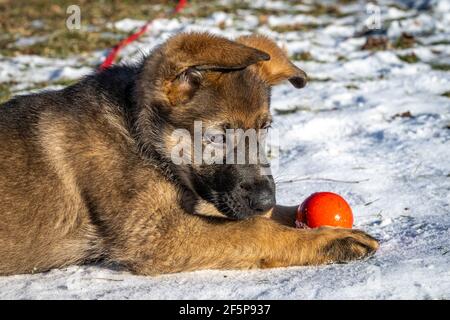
236 34 307 88
164 67 203 106
147 32 270 106
164 32 270 72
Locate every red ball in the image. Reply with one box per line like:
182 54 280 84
297 192 353 228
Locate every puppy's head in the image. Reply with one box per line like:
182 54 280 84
135 33 307 219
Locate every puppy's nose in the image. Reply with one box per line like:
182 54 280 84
249 188 276 213
240 182 275 213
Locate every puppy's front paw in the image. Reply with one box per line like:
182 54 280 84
319 228 379 264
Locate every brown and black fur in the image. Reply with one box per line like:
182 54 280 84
0 33 378 275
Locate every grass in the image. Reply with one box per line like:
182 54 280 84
308 76 332 82
431 63 450 71
274 105 313 115
270 23 323 33
274 106 303 115
345 84 359 90
0 1 350 58
0 0 170 58
398 53 420 63
0 78 78 104
0 0 360 60
0 83 12 104
7 30 129 58
361 36 390 51
307 3 350 17
0 0 354 105
429 40 450 46
291 51 314 61
226 2 349 18
26 78 78 91
0 0 181 106
1 0 448 105
392 111 413 119
393 33 416 49
362 33 417 52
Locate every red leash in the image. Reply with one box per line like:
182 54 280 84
99 0 188 70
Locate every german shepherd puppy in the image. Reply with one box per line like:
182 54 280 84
0 33 378 275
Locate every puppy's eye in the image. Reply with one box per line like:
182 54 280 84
205 132 226 144
261 122 272 130
179 68 203 85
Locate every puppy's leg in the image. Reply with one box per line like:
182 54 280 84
270 205 298 227
128 215 378 275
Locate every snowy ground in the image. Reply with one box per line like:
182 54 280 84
0 0 449 299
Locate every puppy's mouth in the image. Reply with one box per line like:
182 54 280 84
194 192 273 220
193 193 239 219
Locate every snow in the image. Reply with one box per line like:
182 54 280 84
14 35 48 47
0 0 449 299
0 55 92 88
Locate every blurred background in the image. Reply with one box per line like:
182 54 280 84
1 0 449 102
